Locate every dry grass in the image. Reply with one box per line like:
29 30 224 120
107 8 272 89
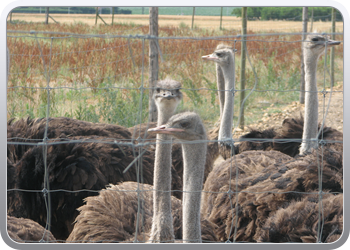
6 16 344 127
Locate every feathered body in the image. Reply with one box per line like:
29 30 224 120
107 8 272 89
66 182 217 243
202 144 342 242
7 215 56 243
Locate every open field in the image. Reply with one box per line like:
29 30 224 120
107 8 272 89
8 13 344 32
7 16 344 132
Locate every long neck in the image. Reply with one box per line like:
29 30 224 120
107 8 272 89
216 64 225 117
218 62 235 142
149 107 175 242
182 140 207 243
300 54 319 154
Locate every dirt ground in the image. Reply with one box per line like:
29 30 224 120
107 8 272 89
236 83 344 135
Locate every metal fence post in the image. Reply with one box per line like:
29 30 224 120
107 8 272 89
239 7 247 130
331 8 336 87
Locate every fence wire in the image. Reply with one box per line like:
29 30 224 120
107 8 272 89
6 26 343 244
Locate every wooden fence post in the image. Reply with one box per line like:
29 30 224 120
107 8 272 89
95 7 99 25
220 7 223 30
331 8 336 87
45 7 49 24
191 7 195 29
300 7 308 104
112 7 115 25
239 7 247 130
149 7 159 122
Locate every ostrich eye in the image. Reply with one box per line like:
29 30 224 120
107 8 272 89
156 88 160 93
311 38 319 42
216 52 223 57
180 121 190 128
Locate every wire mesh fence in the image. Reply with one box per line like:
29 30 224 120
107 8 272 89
6 13 343 244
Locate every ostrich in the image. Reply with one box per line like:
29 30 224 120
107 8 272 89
148 79 183 242
67 182 217 243
128 83 218 185
8 135 160 240
7 79 184 240
7 215 56 243
257 193 343 243
202 44 236 160
148 112 208 243
236 33 341 157
201 143 343 242
199 35 343 243
67 112 216 243
299 33 341 154
7 116 132 163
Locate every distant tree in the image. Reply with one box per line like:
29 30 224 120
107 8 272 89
232 7 262 19
231 7 342 21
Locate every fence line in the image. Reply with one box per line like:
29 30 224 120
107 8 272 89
6 15 343 244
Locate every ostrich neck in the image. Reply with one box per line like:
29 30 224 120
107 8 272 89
149 107 175 242
218 64 235 141
182 141 207 243
300 56 319 154
216 64 225 117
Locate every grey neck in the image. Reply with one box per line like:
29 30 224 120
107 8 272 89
149 107 175 242
216 64 225 117
300 55 319 154
181 141 207 243
218 63 235 142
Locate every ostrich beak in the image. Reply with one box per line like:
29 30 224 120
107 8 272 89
201 54 219 62
161 91 176 100
148 125 185 135
326 40 341 47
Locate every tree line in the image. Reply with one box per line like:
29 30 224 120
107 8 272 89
11 7 132 15
232 7 342 21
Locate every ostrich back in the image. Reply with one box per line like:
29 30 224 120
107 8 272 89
7 215 56 243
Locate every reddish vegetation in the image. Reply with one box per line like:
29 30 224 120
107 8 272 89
7 22 343 90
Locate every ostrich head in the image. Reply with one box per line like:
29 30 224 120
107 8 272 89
148 112 206 141
201 44 236 67
153 79 182 114
303 33 341 60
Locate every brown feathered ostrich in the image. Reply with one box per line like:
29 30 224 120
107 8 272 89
6 79 184 240
67 112 217 243
299 33 341 154
202 44 236 160
236 33 342 157
66 182 217 243
8 135 162 240
129 84 218 186
7 116 132 163
257 193 343 243
7 215 56 243
148 112 208 243
148 79 183 242
201 142 343 242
